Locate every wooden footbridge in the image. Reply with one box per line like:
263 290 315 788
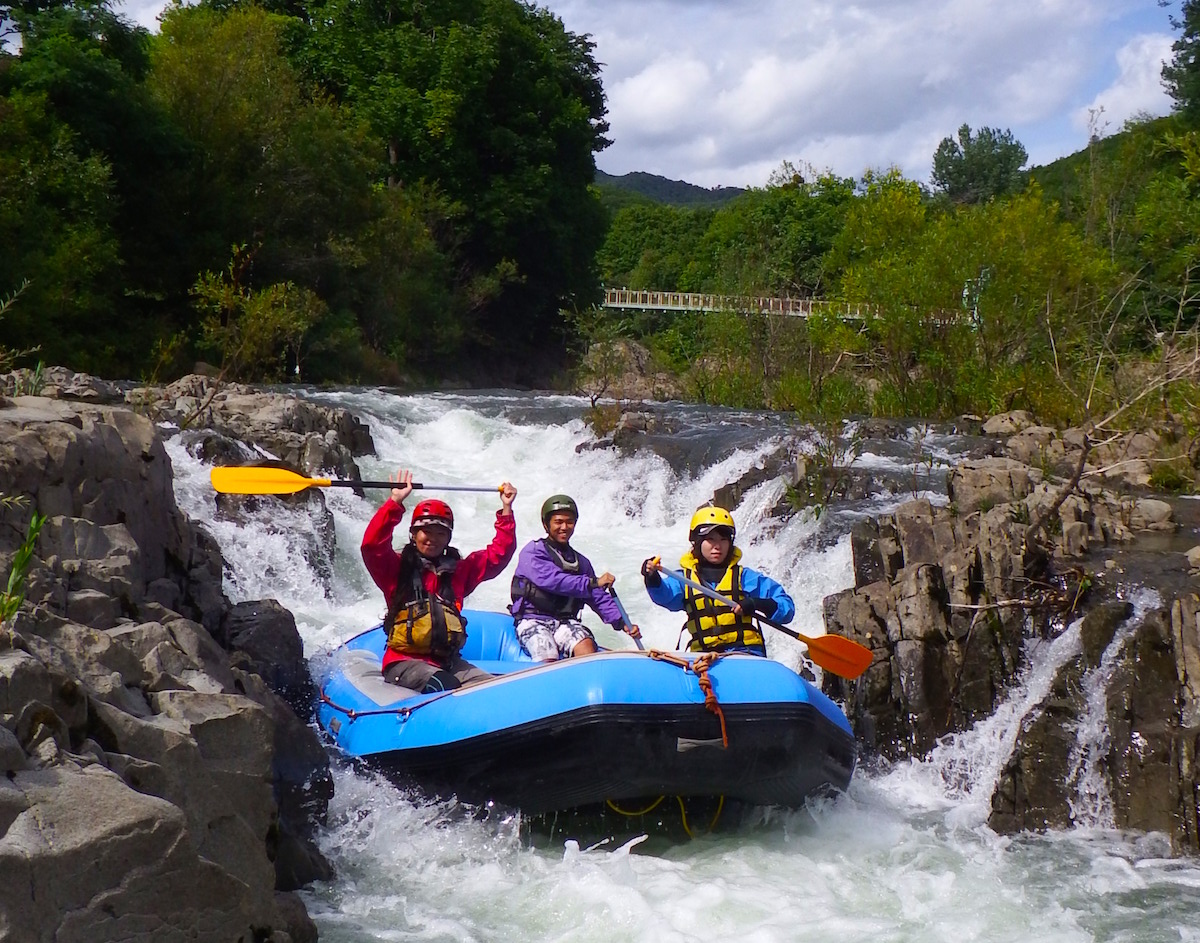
602 288 875 319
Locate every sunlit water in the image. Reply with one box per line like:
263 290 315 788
164 390 1200 943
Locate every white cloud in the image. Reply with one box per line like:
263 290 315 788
609 58 713 137
1075 33 1174 136
554 0 1179 184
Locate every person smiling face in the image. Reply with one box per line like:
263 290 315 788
411 523 452 558
544 511 577 545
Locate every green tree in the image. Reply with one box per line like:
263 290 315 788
287 0 611 369
596 203 711 289
192 246 327 382
1164 0 1200 125
1 0 204 372
327 181 467 371
150 3 382 287
695 164 855 295
0 89 123 368
150 2 454 379
931 124 1028 204
1133 129 1200 328
830 171 1110 417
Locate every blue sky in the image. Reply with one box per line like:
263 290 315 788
116 0 1181 189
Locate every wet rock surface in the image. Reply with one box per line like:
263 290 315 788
0 372 352 940
818 409 1200 854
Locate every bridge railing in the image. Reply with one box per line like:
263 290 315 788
601 288 877 319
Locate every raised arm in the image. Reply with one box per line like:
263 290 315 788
361 498 405 597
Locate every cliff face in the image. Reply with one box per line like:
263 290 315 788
0 372 373 942
819 413 1200 853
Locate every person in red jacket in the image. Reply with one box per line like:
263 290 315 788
361 468 517 693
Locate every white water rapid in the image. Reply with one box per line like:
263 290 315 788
165 390 1200 943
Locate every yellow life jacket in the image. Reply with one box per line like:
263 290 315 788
679 547 765 653
385 545 467 658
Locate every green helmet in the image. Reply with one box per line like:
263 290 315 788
540 494 579 525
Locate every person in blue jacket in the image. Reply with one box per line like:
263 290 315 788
509 494 641 661
641 506 794 656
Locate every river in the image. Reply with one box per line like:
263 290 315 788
164 390 1200 943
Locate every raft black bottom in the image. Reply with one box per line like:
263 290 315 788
365 701 856 816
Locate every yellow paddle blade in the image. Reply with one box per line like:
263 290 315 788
210 466 331 495
799 632 874 681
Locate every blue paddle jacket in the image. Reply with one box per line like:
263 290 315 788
646 547 795 653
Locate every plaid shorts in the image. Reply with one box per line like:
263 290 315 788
516 617 595 661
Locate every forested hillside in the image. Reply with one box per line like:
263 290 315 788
0 0 609 384
595 170 746 208
588 104 1200 424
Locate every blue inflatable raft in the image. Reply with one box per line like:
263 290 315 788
317 610 856 815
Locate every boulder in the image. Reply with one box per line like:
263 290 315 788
0 384 331 936
577 339 686 402
138 374 375 478
988 660 1084 834
220 600 314 715
947 458 1042 515
982 410 1034 435
0 765 277 942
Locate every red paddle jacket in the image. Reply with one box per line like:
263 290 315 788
361 499 516 671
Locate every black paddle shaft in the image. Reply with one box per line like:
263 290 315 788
329 481 497 492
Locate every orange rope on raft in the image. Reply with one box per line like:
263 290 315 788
648 649 729 748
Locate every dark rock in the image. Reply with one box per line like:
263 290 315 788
0 765 276 941
231 670 333 889
0 726 26 772
856 418 911 439
850 520 886 587
988 659 1084 834
1107 608 1183 836
0 386 326 936
952 415 984 436
894 499 939 567
947 458 1041 515
1078 601 1133 668
712 444 791 510
221 600 314 714
275 890 320 943
178 428 256 467
576 436 615 453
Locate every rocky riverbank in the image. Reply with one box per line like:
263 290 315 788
0 369 375 941
4 367 1200 942
812 411 1200 850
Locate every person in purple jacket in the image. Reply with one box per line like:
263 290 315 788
509 494 642 661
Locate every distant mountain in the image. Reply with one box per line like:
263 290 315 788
595 170 747 208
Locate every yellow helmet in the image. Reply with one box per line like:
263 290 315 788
689 506 735 541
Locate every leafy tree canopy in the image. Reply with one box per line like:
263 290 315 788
931 123 1028 204
278 0 612 365
1164 0 1200 125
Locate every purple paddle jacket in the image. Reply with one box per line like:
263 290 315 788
509 538 624 626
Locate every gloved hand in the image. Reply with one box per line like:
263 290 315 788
641 557 662 588
741 596 777 619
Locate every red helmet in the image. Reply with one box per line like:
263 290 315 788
410 499 454 532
